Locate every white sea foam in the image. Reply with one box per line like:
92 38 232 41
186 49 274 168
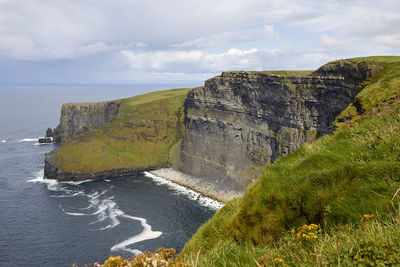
28 169 89 196
1 140 6 143
29 169 163 256
143 172 224 210
111 214 162 255
28 170 60 191
19 138 38 142
59 188 162 254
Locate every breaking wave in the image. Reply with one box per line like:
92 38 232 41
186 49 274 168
19 138 38 142
144 172 224 210
28 171 163 255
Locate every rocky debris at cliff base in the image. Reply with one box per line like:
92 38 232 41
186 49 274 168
148 168 241 203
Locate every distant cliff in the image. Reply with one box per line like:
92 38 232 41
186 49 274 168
53 101 120 142
176 61 381 194
44 89 188 180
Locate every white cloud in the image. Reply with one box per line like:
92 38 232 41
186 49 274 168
0 0 400 83
120 48 261 73
172 25 275 48
319 35 349 49
120 47 333 74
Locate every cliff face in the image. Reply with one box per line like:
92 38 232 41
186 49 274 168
177 61 381 194
53 101 120 141
44 89 188 181
44 60 382 194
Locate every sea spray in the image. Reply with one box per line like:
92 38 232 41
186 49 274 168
144 172 224 210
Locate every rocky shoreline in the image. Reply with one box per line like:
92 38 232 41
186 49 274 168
148 168 240 203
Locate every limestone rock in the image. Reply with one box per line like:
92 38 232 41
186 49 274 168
176 61 381 194
53 101 120 142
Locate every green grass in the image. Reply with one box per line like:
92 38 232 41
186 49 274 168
250 70 314 76
180 60 400 264
339 55 400 64
181 214 400 266
336 59 400 128
53 88 189 173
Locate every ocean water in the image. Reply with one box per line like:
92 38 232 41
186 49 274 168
0 84 219 266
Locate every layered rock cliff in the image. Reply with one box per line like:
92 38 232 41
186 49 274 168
176 61 381 194
44 60 382 198
44 89 188 181
53 101 120 142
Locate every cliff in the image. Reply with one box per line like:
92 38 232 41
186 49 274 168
53 101 120 142
180 57 400 265
176 60 382 194
44 89 188 180
44 59 382 194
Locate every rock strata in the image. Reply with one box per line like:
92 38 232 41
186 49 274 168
44 60 382 197
53 101 120 141
177 61 381 195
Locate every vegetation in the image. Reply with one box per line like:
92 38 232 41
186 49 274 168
178 57 400 265
79 56 400 266
83 215 400 266
251 70 314 76
53 88 188 173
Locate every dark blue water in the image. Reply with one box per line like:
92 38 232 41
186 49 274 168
0 84 217 267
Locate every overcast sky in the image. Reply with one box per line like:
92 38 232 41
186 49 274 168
0 0 399 84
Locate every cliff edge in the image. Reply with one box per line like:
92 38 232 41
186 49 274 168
44 59 382 200
44 89 188 180
176 60 381 195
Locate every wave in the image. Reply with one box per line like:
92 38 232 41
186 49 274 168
19 138 38 142
1 140 6 143
28 170 89 197
28 170 59 191
143 172 224 210
60 189 162 254
111 214 162 255
29 169 163 255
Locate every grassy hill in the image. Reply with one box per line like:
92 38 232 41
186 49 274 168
52 88 189 173
177 56 400 266
79 56 400 266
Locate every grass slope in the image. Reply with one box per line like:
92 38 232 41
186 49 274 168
180 57 400 265
53 88 189 173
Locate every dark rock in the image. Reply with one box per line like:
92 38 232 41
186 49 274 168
176 61 382 195
39 137 53 143
53 101 120 141
46 128 54 137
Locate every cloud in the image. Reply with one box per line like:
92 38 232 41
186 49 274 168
0 0 400 83
171 25 274 48
120 48 260 73
319 35 349 49
120 47 333 74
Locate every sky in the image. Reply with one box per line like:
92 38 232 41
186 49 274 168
0 0 399 84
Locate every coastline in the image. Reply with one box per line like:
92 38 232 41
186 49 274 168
148 168 242 203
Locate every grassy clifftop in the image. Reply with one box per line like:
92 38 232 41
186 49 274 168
52 88 189 173
179 57 400 265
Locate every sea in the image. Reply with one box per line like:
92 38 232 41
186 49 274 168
0 84 221 266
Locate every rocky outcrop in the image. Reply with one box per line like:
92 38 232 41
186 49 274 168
46 128 53 138
176 61 382 194
53 101 120 141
